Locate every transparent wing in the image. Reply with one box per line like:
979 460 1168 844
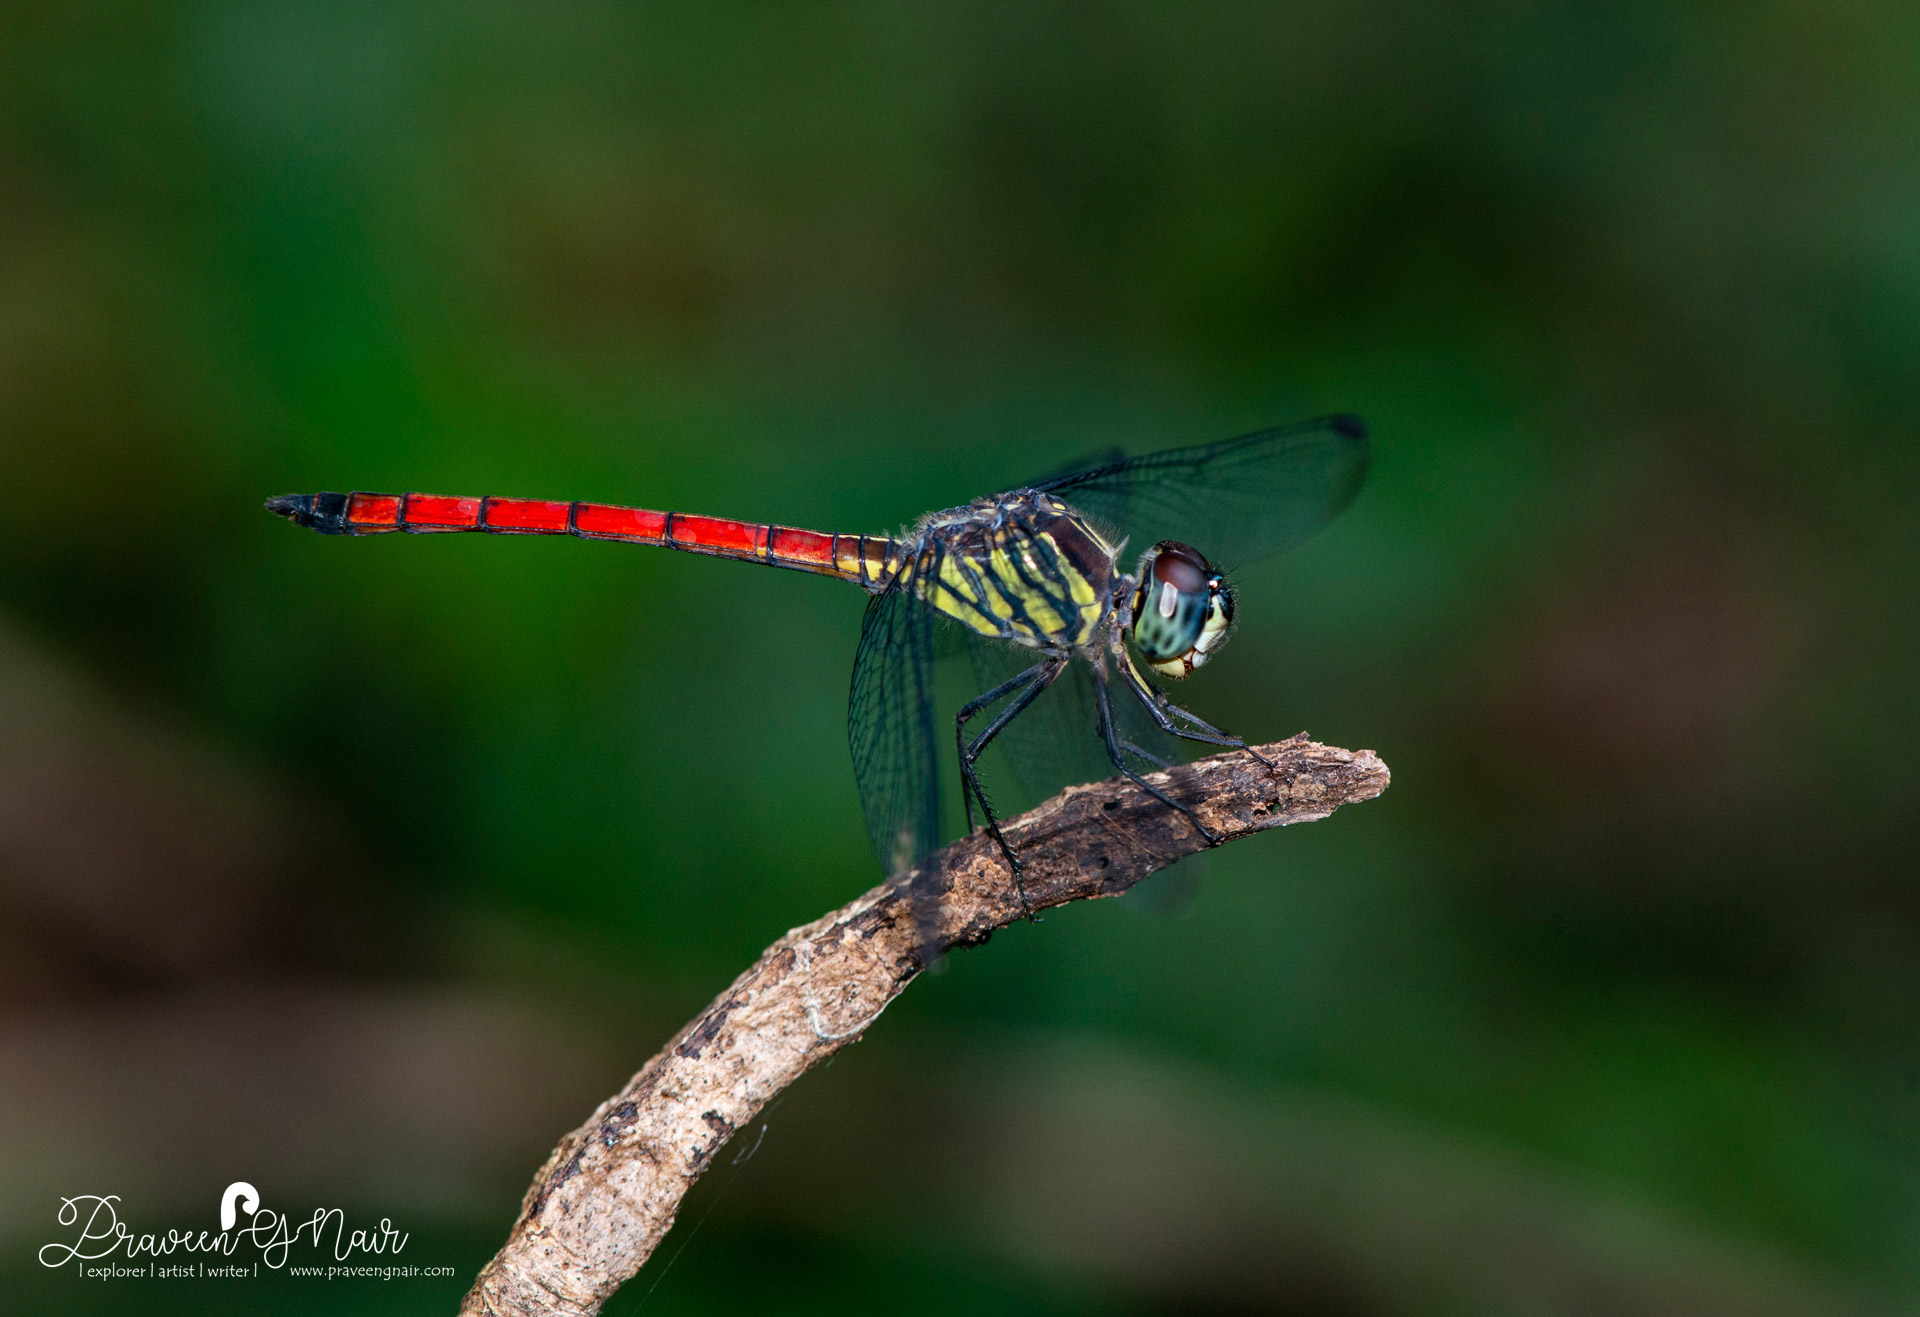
848 569 942 879
1032 415 1368 571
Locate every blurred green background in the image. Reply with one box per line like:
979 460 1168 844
3 2 1916 1314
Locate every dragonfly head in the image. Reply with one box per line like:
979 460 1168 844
1129 541 1233 679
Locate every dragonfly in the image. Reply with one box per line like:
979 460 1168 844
268 416 1368 915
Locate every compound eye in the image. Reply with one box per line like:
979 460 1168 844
1130 541 1231 679
1151 542 1210 596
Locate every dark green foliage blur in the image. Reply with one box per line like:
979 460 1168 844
3 2 1915 1314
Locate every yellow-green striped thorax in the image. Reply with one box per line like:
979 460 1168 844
903 491 1114 650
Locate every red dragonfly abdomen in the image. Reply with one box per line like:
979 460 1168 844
266 490 901 588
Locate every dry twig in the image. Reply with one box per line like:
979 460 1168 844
460 735 1389 1316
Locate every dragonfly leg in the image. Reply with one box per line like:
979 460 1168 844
1114 644 1278 770
954 664 1045 834
1093 664 1222 845
1115 737 1173 770
953 653 1068 919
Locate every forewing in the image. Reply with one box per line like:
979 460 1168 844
1033 415 1368 571
848 573 942 879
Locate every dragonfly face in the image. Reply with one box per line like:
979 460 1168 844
1128 541 1233 679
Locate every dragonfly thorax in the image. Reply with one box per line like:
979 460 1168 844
906 490 1115 650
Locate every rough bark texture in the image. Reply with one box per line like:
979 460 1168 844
459 735 1389 1316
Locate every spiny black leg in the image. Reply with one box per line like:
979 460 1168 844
1116 655 1243 748
1116 737 1173 770
1115 646 1278 770
962 656 1065 918
962 679 1056 919
955 664 1043 833
1093 663 1221 845
953 655 1066 920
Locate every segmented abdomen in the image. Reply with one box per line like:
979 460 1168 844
266 490 901 588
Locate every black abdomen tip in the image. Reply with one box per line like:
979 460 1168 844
266 491 351 534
